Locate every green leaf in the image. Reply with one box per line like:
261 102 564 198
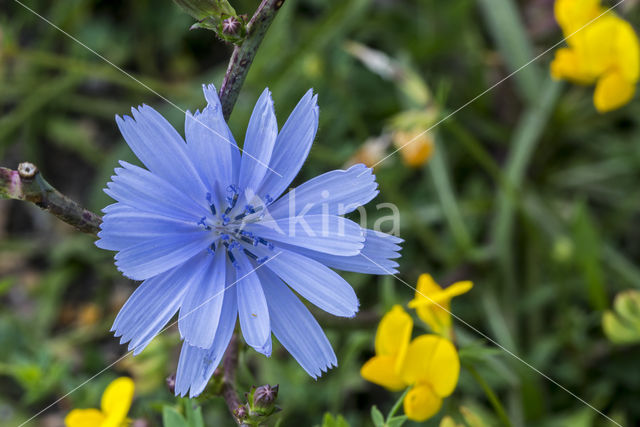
371 405 385 427
387 415 408 427
163 406 189 427
320 413 350 427
184 401 205 427
572 203 607 310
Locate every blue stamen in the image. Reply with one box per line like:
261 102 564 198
207 243 215 255
206 193 217 215
243 249 258 260
225 185 239 214
197 217 211 230
264 194 273 204
257 256 269 264
258 237 274 250
221 213 231 225
220 234 231 242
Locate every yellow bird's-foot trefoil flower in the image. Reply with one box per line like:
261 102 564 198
65 377 135 427
408 274 472 338
361 305 461 422
551 0 640 112
361 305 413 391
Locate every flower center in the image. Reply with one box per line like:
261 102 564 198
197 185 274 268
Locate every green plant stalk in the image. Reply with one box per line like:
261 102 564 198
428 135 473 253
219 0 286 120
387 387 410 420
476 0 542 105
492 78 561 323
466 364 513 427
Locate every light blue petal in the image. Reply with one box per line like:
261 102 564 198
274 229 402 274
246 215 364 256
267 164 378 218
258 90 318 200
96 207 201 251
111 256 205 355
259 268 336 378
116 105 208 200
238 88 278 192
236 253 271 356
114 233 211 281
185 84 241 189
104 161 208 221
258 248 358 317
178 248 226 348
175 279 238 397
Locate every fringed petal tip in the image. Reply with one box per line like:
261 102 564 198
308 359 338 380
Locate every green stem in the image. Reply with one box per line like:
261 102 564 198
219 0 286 120
387 387 410 420
466 364 513 427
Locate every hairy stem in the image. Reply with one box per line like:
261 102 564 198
0 163 102 234
219 0 285 120
221 334 243 422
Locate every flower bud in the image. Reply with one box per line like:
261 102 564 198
166 374 176 394
234 405 248 420
252 384 279 414
222 16 241 36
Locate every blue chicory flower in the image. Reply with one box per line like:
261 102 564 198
97 84 402 397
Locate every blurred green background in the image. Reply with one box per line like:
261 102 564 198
2 0 640 425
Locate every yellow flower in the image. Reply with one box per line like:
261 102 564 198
361 305 413 391
392 129 434 167
408 274 472 336
551 0 640 112
65 377 135 427
361 306 461 422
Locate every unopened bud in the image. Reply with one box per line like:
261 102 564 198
234 405 248 420
252 384 279 412
222 16 241 35
166 374 176 394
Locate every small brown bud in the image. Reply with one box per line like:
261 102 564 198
166 374 176 394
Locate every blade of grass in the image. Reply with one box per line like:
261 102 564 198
476 0 543 104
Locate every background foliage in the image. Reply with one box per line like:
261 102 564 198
1 0 640 425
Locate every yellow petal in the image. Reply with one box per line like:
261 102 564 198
550 48 595 84
393 130 434 167
361 355 407 391
403 384 442 422
400 335 460 397
409 275 472 308
374 305 413 357
415 303 451 335
65 409 105 427
100 377 134 424
442 281 473 300
614 20 640 82
554 0 602 36
593 70 636 112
